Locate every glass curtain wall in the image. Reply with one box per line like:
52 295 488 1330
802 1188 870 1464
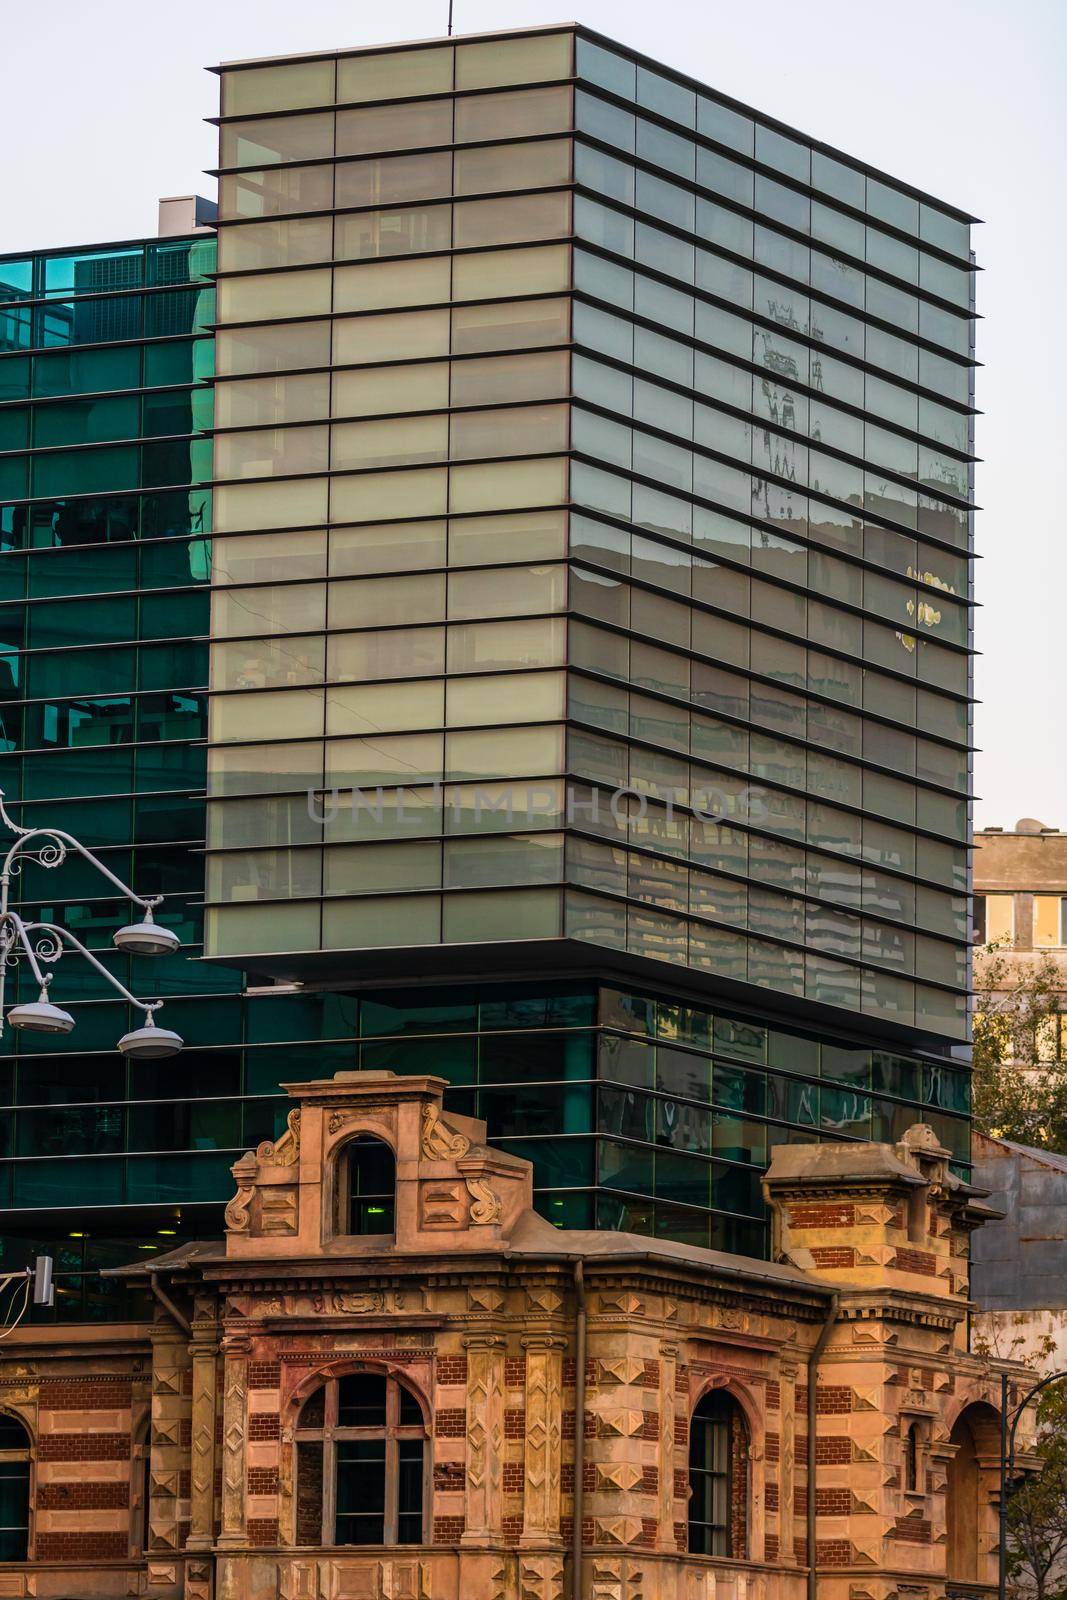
0 236 361 1317
207 27 975 1052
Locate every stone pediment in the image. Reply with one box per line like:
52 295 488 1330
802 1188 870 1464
222 1071 533 1263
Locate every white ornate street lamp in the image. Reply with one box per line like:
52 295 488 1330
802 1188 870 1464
0 790 183 1059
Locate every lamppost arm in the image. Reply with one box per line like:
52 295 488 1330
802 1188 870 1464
0 792 183 1059
0 790 160 918
20 920 162 1015
2 913 50 989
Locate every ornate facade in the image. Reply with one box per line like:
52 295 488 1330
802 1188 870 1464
0 1070 1032 1600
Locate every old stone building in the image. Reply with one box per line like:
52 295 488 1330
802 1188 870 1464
0 1069 1033 1600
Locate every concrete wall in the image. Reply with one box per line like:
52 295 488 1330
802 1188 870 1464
970 1133 1067 1311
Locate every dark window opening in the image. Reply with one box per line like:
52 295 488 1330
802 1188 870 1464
904 1420 920 1493
0 1412 31 1561
688 1389 747 1558
295 1372 426 1547
341 1136 396 1236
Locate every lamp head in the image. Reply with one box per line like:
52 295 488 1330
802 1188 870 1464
7 987 75 1035
118 1012 183 1060
113 909 181 956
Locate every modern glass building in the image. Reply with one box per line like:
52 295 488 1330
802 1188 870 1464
0 24 977 1311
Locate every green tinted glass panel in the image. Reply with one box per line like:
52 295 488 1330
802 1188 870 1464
33 345 141 397
31 444 138 496
33 394 140 447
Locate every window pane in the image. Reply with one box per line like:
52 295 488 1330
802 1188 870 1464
218 218 332 273
212 581 326 636
335 1439 386 1545
222 60 335 116
333 363 449 418
447 350 566 406
329 466 447 523
452 244 569 299
448 563 565 618
216 372 330 429
453 191 571 249
330 520 446 574
455 85 572 143
216 318 331 374
335 204 451 262
982 895 1014 944
447 455 567 513
333 309 449 364
1033 896 1062 948
454 139 571 195
450 403 567 459
330 571 445 627
215 477 329 531
450 297 569 354
335 152 452 210
334 255 452 312
215 424 329 479
220 165 334 220
331 414 447 470
337 98 453 156
454 33 572 90
221 113 334 169
327 626 445 681
337 46 453 103
397 1438 424 1544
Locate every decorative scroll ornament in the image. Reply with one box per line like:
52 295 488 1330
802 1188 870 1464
421 1102 470 1161
224 1185 254 1233
256 1107 300 1165
466 1176 502 1226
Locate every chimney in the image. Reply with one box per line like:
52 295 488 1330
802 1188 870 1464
158 195 217 237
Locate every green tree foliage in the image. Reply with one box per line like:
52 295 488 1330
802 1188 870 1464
1008 1382 1067 1600
972 944 1067 1151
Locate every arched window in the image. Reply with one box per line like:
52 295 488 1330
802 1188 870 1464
0 1413 31 1560
946 1404 999 1584
688 1390 748 1558
339 1136 396 1236
295 1372 427 1547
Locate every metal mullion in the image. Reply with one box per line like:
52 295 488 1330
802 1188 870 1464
214 178 570 233
211 388 570 439
570 55 977 250
570 317 978 467
568 553 975 698
211 124 573 181
571 127 975 322
322 1378 338 1546
569 379 976 522
571 179 978 369
384 1378 400 1544
563 443 976 609
572 235 977 419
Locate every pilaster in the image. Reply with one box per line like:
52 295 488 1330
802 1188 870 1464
216 1334 250 1549
519 1333 566 1547
461 1331 506 1543
779 1358 800 1566
185 1312 220 1551
656 1342 678 1553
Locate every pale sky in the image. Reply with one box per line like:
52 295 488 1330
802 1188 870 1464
5 0 1064 833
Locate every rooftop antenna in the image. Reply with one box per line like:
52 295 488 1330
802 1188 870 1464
447 0 454 34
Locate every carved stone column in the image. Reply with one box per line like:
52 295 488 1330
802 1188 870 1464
520 1334 566 1546
656 1342 679 1552
462 1332 506 1543
216 1335 250 1549
779 1359 800 1565
185 1335 219 1550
